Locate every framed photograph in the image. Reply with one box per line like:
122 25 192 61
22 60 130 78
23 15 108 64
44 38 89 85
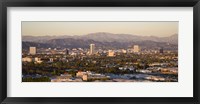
0 0 199 104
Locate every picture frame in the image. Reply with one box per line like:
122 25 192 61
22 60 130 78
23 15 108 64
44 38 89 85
0 0 199 104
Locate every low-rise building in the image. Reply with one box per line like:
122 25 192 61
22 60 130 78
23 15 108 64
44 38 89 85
22 57 33 62
76 71 87 77
34 57 43 63
76 71 110 81
51 74 72 82
82 74 88 81
107 50 115 57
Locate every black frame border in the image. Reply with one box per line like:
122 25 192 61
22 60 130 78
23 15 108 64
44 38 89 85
0 0 199 104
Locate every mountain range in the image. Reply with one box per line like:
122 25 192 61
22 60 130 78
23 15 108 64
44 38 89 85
22 32 178 50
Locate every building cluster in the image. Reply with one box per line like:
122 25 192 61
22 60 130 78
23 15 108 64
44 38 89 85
51 71 110 82
118 66 135 71
22 57 43 63
137 67 178 75
22 43 178 82
51 74 82 82
76 71 110 81
24 44 170 58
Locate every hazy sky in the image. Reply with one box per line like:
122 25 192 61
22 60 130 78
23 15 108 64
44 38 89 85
22 21 178 37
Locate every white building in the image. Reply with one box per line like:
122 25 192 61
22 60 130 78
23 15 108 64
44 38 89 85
29 47 36 55
121 49 127 53
34 57 42 63
22 57 32 62
35 57 41 61
89 44 95 55
108 50 115 57
82 74 88 81
51 74 73 82
76 71 87 77
49 58 54 62
133 45 140 53
76 71 109 81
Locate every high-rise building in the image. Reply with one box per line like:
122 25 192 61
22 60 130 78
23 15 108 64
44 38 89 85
159 47 164 53
90 44 95 55
29 47 36 55
133 45 140 53
65 49 69 55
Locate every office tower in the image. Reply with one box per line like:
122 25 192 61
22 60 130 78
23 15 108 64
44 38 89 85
133 45 140 53
160 47 164 54
90 44 95 55
29 47 36 55
64 49 69 55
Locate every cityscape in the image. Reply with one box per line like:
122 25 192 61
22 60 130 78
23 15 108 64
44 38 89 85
22 22 178 82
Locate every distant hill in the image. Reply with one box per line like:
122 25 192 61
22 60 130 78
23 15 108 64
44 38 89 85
22 32 178 50
77 32 142 42
23 32 178 44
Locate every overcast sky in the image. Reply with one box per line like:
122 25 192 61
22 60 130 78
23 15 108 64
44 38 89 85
22 21 178 37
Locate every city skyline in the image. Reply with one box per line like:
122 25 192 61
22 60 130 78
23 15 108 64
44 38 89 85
22 21 178 82
22 21 178 37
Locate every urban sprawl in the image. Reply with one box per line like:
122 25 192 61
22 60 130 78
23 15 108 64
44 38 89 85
22 44 178 82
